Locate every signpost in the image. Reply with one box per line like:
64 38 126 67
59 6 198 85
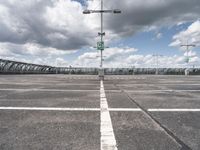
83 0 121 80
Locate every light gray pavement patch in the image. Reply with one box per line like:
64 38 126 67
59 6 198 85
40 84 100 90
105 91 138 108
0 84 44 89
0 90 19 98
150 112 200 150
105 75 200 85
0 90 99 108
127 91 200 109
113 84 165 91
110 112 181 150
163 84 200 90
0 75 99 85
0 84 100 90
101 84 120 90
0 111 100 150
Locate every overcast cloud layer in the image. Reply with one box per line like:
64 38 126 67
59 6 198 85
0 0 95 50
0 0 200 67
1 0 200 50
102 0 200 37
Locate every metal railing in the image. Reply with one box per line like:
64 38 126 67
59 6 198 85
1 59 200 75
0 59 56 74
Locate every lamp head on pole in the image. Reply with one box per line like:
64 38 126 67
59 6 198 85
83 10 91 14
113 9 121 14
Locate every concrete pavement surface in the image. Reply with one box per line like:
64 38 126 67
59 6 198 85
0 75 200 150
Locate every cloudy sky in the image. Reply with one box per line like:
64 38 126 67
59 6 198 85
0 0 200 68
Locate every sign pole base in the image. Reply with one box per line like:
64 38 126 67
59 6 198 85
99 68 104 80
185 68 190 76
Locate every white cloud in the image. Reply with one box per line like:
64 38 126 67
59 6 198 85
100 0 200 38
55 58 69 67
1 0 200 67
1 0 200 50
73 47 200 68
170 20 200 47
0 0 96 50
169 20 200 66
74 47 138 67
156 33 162 39
1 43 200 67
0 42 75 66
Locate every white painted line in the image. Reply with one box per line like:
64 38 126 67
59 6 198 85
0 107 100 111
100 80 118 150
116 83 200 86
125 90 200 92
109 108 141 112
0 83 99 86
1 107 199 112
0 89 99 92
148 109 200 112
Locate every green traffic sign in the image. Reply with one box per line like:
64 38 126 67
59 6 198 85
97 41 104 50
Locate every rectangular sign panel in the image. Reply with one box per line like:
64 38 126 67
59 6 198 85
97 41 104 50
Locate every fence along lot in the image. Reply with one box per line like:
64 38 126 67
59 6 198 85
1 58 200 75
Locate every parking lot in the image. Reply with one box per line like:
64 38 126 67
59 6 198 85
0 75 200 150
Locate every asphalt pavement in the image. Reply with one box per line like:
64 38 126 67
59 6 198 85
0 75 200 150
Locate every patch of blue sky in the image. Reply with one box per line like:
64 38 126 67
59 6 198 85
67 22 199 64
71 0 87 6
108 22 196 57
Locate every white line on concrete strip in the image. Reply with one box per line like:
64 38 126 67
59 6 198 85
0 83 99 86
100 80 118 150
148 109 200 112
125 90 200 92
0 89 99 92
0 107 100 111
1 107 200 112
108 108 141 112
116 83 200 86
2 89 200 93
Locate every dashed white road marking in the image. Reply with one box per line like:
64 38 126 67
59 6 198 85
0 107 100 111
100 80 118 150
148 109 200 112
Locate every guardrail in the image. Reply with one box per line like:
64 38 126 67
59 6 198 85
104 68 200 75
1 59 200 75
0 59 56 74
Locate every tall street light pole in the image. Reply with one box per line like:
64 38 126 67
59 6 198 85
181 44 196 65
83 0 121 80
152 54 163 75
180 43 196 75
100 0 103 68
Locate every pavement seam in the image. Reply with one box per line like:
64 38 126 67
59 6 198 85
122 89 192 150
112 82 192 150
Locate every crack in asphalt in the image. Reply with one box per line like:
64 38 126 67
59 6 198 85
112 82 192 150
